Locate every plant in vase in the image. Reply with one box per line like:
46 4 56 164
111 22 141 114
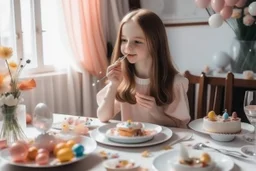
195 0 256 73
0 46 36 144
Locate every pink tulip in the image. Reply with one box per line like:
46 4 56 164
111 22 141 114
195 0 211 8
220 6 233 19
211 0 225 12
243 14 255 26
235 0 247 7
225 0 239 6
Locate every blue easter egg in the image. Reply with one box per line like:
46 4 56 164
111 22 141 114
72 144 85 155
222 112 229 120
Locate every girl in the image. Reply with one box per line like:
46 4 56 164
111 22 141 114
97 9 190 128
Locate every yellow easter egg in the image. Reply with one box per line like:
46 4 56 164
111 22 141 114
207 111 216 121
200 153 211 164
53 142 67 156
66 140 76 149
56 148 74 162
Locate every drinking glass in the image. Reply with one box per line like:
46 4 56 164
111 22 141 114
243 91 256 156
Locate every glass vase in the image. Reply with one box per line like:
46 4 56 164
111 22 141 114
0 105 27 145
230 39 256 73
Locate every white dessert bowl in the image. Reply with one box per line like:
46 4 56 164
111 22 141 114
103 158 139 171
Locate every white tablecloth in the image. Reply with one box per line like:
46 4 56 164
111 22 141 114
0 114 254 171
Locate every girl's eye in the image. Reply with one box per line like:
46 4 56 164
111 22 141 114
121 39 127 43
135 40 142 44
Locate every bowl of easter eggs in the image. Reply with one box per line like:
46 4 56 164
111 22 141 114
0 135 97 167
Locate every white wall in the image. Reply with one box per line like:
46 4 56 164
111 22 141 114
166 23 235 73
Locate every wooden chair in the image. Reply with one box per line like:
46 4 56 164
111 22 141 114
184 71 234 120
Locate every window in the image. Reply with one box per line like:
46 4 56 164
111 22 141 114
0 0 68 74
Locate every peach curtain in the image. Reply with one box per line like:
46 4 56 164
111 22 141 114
62 0 108 77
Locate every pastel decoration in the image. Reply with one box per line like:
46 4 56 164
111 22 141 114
248 2 256 16
35 153 49 165
220 6 233 19
56 148 74 162
195 0 211 8
200 153 211 164
212 51 231 69
9 142 29 162
232 112 238 118
236 0 247 7
72 144 84 157
211 0 225 12
222 111 229 120
207 111 216 121
208 14 224 28
225 0 239 6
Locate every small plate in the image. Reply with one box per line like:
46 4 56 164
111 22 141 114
103 158 139 171
0 136 97 167
97 123 162 144
188 119 254 142
240 145 256 158
152 150 234 171
52 117 102 130
90 126 172 147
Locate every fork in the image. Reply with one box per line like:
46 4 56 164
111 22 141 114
193 143 248 158
92 55 127 86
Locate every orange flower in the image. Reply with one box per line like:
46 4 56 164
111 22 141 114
0 46 13 59
8 61 18 70
18 79 36 90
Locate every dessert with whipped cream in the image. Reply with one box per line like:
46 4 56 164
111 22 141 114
172 144 215 171
116 120 143 137
203 110 241 134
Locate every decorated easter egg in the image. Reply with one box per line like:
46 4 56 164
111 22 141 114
9 142 29 162
200 153 211 164
33 103 53 133
72 144 84 157
207 111 216 121
232 112 238 119
222 112 229 120
27 146 38 160
35 153 49 165
56 148 74 162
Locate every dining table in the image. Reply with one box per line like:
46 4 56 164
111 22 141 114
0 113 254 171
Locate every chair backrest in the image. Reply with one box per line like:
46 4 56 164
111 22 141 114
184 71 234 120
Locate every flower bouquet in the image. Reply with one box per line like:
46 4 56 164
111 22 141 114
195 0 256 73
0 46 36 144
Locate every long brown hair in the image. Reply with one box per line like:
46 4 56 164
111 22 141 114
111 9 178 105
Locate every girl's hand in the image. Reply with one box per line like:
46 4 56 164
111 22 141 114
135 92 159 114
106 61 123 87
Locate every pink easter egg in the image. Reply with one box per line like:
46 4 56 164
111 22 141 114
38 148 50 156
236 0 247 7
195 0 211 8
9 142 28 162
211 0 225 12
225 0 239 6
35 153 49 165
220 6 233 19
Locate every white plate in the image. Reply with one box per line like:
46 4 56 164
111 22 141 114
52 118 102 130
0 136 97 168
98 123 162 144
240 145 256 158
152 150 234 171
188 119 254 141
90 126 172 147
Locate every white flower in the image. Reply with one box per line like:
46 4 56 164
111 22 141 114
3 94 19 106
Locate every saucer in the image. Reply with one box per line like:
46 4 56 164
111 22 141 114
98 123 162 144
188 119 254 142
152 150 234 171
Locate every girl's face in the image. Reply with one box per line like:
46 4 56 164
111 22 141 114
120 21 151 64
